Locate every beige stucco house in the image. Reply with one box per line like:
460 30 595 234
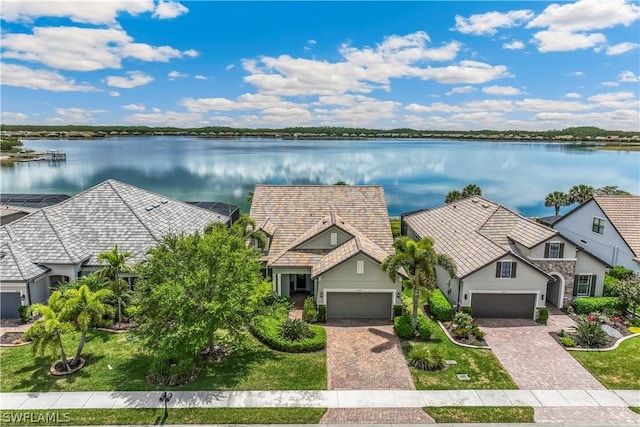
250 185 403 319
402 197 608 319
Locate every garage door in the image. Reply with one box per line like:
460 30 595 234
471 293 536 318
327 292 392 319
1 292 22 319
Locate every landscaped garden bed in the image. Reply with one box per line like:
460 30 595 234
0 332 29 346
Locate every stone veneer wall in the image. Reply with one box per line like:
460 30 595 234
529 259 576 308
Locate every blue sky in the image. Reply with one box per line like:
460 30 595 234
2 0 639 130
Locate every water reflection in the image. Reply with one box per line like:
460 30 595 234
2 138 637 216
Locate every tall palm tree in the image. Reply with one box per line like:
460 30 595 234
231 213 268 250
445 190 463 204
24 292 73 373
461 184 482 198
382 237 457 331
544 191 569 215
61 285 113 365
97 245 133 327
568 184 594 204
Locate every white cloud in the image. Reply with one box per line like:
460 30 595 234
600 81 620 87
122 103 146 112
125 111 208 127
415 61 511 84
527 0 640 53
152 107 162 113
168 70 188 79
2 26 197 71
181 93 301 113
0 62 98 92
226 64 235 71
106 71 154 88
619 70 640 82
307 39 317 45
482 85 522 96
48 107 106 124
454 10 534 35
564 92 581 98
503 40 525 50
109 91 121 97
194 75 208 80
596 42 640 55
1 0 155 25
587 91 638 109
533 110 639 131
1 111 29 124
515 98 592 112
446 86 476 95
153 1 189 19
570 71 584 76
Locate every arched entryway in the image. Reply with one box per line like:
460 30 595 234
546 273 565 308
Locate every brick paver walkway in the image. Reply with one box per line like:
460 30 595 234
320 408 434 424
325 319 414 390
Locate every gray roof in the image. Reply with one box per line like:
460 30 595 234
0 180 230 277
0 240 49 282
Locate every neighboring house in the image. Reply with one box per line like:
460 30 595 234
553 195 640 275
0 205 37 225
402 197 608 319
0 193 70 208
249 185 404 320
0 179 230 318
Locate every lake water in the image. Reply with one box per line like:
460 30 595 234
1 137 638 217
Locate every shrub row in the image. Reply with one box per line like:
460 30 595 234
249 315 326 353
573 297 623 315
394 315 434 340
427 289 454 321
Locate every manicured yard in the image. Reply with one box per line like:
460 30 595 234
424 406 534 423
570 336 640 389
0 408 327 426
0 330 326 392
401 317 517 389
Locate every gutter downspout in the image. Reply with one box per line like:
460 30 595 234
458 279 463 311
26 280 33 306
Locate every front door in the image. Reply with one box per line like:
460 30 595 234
296 274 306 290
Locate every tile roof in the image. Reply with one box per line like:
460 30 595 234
1 180 229 279
403 197 558 278
250 185 395 274
0 240 49 282
593 195 640 257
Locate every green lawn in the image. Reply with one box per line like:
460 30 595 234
0 330 326 392
402 318 517 389
0 408 326 426
570 336 640 389
631 407 640 415
424 406 534 423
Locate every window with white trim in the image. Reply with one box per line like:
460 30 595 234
356 260 364 275
576 274 592 296
592 217 605 235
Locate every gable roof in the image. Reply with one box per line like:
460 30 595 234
403 197 558 278
1 180 230 277
0 240 49 282
593 195 639 257
250 185 396 275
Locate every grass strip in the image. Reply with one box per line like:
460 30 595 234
424 406 534 423
0 408 326 426
570 336 639 389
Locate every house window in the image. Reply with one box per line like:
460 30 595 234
330 232 338 246
592 217 605 235
576 274 593 296
495 261 517 278
545 242 564 259
356 260 364 275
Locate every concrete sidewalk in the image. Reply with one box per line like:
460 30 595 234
1 389 639 410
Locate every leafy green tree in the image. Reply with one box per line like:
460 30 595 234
544 191 569 215
461 184 482 198
568 184 594 204
231 213 268 250
97 245 133 327
60 285 113 364
133 227 270 367
246 191 254 203
24 292 73 373
618 275 640 318
594 186 631 195
445 190 463 204
334 181 347 185
382 237 457 331
0 137 23 152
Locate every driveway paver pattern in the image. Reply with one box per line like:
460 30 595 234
320 408 434 424
325 319 414 390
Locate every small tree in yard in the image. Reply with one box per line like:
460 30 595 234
618 275 640 318
97 245 133 328
133 226 270 379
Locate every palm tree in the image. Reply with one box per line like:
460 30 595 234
445 190 463 204
231 213 268 250
594 186 630 195
461 184 482 198
382 237 457 331
544 191 569 215
24 292 73 373
97 245 133 327
61 285 113 365
568 184 594 204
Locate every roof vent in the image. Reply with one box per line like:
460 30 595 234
471 199 478 203
481 203 490 208
153 203 160 208
161 199 168 204
145 206 154 212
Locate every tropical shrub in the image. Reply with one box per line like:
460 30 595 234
626 318 640 327
461 306 473 316
608 265 633 280
471 326 485 340
408 345 445 371
603 275 620 297
317 305 326 323
571 316 609 347
573 297 623 315
428 289 454 321
537 307 549 324
394 315 415 339
558 329 566 337
302 297 318 323
560 337 576 347
628 327 640 334
249 315 325 352
416 316 434 340
281 318 313 341
148 358 198 387
17 305 30 323
263 290 289 306
393 304 404 318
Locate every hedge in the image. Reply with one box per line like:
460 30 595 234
249 315 326 353
394 315 434 340
572 297 623 315
427 289 454 321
